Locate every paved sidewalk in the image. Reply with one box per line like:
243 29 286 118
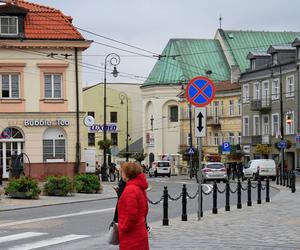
0 182 117 212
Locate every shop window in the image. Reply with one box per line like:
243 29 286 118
110 112 117 123
111 133 118 146
88 133 95 146
0 16 18 35
0 74 19 98
43 128 66 162
44 74 62 99
0 127 23 139
169 106 178 122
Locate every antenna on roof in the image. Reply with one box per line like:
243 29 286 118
219 14 223 29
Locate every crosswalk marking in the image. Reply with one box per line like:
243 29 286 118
0 232 46 243
8 234 90 250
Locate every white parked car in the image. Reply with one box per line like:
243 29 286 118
149 161 171 177
243 159 276 181
201 162 227 183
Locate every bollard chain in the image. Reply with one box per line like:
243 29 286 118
217 186 226 194
168 193 183 201
241 185 248 191
251 184 257 189
187 190 199 199
229 186 238 193
202 188 213 196
261 185 266 190
148 195 164 205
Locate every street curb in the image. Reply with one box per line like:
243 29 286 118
0 195 117 212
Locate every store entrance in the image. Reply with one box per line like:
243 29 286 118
0 128 24 179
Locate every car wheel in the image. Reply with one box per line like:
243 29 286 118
168 173 171 178
271 176 276 181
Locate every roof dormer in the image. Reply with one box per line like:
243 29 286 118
246 52 271 71
292 37 300 61
267 44 296 65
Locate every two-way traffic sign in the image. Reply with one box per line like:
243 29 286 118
195 107 206 137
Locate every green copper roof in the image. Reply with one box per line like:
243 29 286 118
221 30 300 72
144 39 230 86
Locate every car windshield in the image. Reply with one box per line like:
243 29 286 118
158 162 169 167
206 164 224 169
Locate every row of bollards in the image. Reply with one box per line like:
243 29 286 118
161 178 272 226
277 170 297 193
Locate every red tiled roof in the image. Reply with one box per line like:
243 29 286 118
9 0 84 40
215 81 240 92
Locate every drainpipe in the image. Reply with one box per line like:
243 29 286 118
75 48 80 174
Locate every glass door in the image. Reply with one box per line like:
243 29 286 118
2 141 23 178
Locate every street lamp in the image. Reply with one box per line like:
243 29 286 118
102 53 120 181
119 92 129 161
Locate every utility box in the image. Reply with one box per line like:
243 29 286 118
84 148 96 173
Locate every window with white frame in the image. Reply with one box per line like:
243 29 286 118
220 101 224 116
0 16 18 35
0 74 19 98
214 133 219 146
43 127 66 162
286 75 294 97
44 74 62 99
243 84 249 103
229 100 234 116
272 79 280 100
272 53 278 65
262 115 269 135
243 116 249 136
253 82 260 100
169 105 178 122
253 115 260 136
271 113 279 137
286 111 294 135
238 132 241 144
238 98 241 115
228 132 235 144
251 59 256 70
209 132 212 145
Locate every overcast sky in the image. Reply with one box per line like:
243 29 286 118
34 0 300 86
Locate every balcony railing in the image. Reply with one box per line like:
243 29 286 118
207 116 221 127
250 98 272 112
251 135 271 145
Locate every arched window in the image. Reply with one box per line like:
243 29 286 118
0 127 23 139
43 128 66 162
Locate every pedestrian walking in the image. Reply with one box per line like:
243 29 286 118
109 163 116 182
118 162 149 250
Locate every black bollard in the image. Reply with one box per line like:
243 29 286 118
212 181 218 214
287 171 290 188
291 172 296 193
276 167 279 185
247 179 252 206
257 178 262 204
181 184 187 221
162 186 169 226
237 179 242 209
200 185 203 217
280 167 283 186
225 181 230 211
283 170 286 186
265 177 270 202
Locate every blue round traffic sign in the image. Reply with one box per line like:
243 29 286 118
185 76 216 107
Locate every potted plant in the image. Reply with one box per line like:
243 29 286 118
4 176 41 199
74 174 102 194
43 176 74 196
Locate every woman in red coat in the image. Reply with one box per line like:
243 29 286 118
118 162 149 250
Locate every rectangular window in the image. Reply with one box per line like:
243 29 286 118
87 111 95 118
286 111 294 135
44 74 62 98
0 74 19 98
272 79 280 100
253 82 260 100
228 132 235 145
43 139 65 161
243 116 249 136
238 132 241 144
286 75 294 97
169 106 178 122
229 100 234 116
214 133 219 146
110 112 117 123
243 84 249 103
88 133 95 146
0 16 18 35
272 113 279 137
213 101 219 117
251 59 256 71
220 101 224 116
262 115 269 135
253 115 260 136
111 133 118 146
238 99 241 115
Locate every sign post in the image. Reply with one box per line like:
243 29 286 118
185 76 215 221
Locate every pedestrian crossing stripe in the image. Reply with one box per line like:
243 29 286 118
0 232 46 243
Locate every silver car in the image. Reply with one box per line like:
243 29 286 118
201 162 227 183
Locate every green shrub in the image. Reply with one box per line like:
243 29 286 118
43 176 74 196
74 174 101 193
5 176 41 199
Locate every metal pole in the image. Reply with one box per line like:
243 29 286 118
197 137 202 220
75 48 80 174
189 103 193 179
126 97 129 161
102 55 108 181
279 64 284 186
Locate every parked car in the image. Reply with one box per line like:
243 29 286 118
243 159 276 181
149 161 171 177
201 162 227 183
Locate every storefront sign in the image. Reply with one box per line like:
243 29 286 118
88 123 118 133
24 119 70 127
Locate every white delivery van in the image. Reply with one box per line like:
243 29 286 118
243 159 276 181
149 161 171 177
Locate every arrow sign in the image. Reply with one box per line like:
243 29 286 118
195 107 206 137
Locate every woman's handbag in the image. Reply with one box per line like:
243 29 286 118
107 222 119 245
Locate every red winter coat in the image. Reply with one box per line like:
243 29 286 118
118 173 149 250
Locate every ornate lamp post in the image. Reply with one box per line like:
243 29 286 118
102 53 120 181
119 92 129 161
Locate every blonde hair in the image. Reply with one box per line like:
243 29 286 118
121 162 142 180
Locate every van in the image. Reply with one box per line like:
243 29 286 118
243 159 276 181
149 161 171 177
